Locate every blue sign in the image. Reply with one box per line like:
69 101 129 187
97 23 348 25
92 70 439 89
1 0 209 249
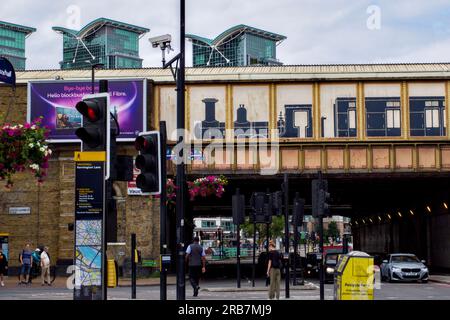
0 57 16 87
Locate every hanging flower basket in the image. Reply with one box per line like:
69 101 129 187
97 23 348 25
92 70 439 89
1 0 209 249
153 175 229 204
153 178 178 207
166 178 177 206
187 175 228 201
0 117 52 188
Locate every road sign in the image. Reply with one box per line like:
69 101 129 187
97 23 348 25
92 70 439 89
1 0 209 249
73 152 106 300
75 162 104 219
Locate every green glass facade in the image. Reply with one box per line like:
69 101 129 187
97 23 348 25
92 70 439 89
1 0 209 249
54 19 148 70
0 21 35 70
188 25 285 67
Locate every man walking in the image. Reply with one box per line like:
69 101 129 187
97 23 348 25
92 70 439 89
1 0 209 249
267 240 282 300
185 237 206 297
19 243 32 285
40 246 51 286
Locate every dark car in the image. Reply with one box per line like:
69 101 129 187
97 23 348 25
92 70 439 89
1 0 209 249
305 252 321 278
324 252 339 283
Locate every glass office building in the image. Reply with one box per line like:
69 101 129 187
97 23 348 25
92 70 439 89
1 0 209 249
53 18 149 70
0 21 36 70
186 25 286 67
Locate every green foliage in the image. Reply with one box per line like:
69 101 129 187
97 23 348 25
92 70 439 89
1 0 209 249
325 221 340 242
241 216 285 244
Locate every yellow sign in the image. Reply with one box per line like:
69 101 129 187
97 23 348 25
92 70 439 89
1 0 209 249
107 259 117 288
74 151 106 162
335 255 374 300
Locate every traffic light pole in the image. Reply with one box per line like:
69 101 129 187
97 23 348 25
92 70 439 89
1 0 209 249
100 79 108 301
293 192 298 286
318 171 325 300
236 222 241 288
176 0 186 301
233 188 243 289
283 173 290 298
160 121 168 300
265 188 270 287
252 222 256 288
131 233 137 299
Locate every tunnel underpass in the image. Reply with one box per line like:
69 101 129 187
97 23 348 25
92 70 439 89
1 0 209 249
166 172 450 274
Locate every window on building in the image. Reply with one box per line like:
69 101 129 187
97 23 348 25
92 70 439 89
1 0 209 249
410 97 446 136
425 108 439 128
348 109 356 129
278 105 313 138
222 221 233 231
334 98 357 137
366 97 402 137
201 220 216 228
386 109 401 129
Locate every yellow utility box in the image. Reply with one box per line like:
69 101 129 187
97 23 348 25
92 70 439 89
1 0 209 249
334 252 374 300
107 259 117 288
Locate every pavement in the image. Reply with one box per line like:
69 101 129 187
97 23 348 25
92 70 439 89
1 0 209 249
1 274 449 300
4 273 449 288
429 275 450 285
0 276 177 289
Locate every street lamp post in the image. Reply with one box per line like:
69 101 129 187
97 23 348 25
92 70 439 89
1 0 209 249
151 0 186 300
175 0 187 301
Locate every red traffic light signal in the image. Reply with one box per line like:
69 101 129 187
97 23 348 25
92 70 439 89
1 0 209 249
74 94 109 151
75 100 102 122
134 131 161 194
135 135 156 152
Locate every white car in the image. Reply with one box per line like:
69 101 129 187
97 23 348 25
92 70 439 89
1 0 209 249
380 253 429 283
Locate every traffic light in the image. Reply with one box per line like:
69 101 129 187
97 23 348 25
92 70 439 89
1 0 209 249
134 131 161 194
75 93 111 178
271 191 283 216
75 93 110 151
250 192 271 223
312 179 320 218
312 179 330 217
292 198 305 227
319 184 330 217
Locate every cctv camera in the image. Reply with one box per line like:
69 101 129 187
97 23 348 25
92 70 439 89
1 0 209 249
149 34 172 48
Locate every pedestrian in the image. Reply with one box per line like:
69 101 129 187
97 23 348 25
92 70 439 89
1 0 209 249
40 246 51 286
19 243 33 285
31 248 41 282
0 248 8 287
267 240 282 300
185 236 206 297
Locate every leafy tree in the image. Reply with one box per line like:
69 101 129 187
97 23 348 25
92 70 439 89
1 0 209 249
241 216 285 245
325 221 340 242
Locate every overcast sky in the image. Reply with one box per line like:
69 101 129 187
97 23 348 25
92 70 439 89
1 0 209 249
2 0 450 70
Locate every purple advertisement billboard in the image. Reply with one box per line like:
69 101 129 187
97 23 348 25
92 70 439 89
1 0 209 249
27 79 147 142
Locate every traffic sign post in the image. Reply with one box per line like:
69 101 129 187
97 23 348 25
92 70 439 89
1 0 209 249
73 151 106 300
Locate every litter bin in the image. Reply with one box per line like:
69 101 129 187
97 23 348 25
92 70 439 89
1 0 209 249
334 251 374 300
107 259 117 288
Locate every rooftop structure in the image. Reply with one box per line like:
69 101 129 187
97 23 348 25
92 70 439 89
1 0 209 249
52 18 149 70
0 21 36 70
186 24 286 67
